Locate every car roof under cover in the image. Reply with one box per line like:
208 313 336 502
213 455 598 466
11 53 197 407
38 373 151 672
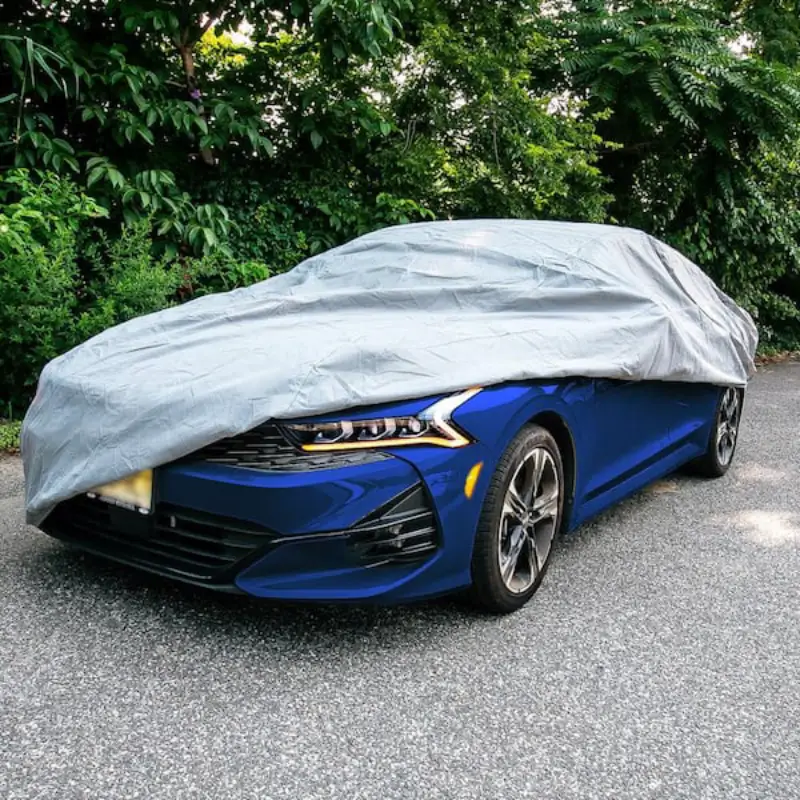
22 219 757 525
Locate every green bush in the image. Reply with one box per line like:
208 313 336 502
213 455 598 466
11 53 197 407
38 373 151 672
0 170 97 407
188 249 271 295
76 220 186 341
219 184 310 272
0 171 195 413
0 420 22 453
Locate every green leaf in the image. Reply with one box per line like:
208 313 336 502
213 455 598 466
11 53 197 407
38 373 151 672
4 41 22 71
53 138 74 154
87 167 105 187
310 130 323 149
32 48 60 90
25 37 35 85
108 169 125 189
188 227 203 248
312 1 332 21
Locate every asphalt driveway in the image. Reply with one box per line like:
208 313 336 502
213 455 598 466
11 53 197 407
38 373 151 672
2 362 799 800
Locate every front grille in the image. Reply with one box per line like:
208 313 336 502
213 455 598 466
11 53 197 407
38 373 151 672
43 496 276 585
189 423 391 472
347 485 439 565
43 483 440 588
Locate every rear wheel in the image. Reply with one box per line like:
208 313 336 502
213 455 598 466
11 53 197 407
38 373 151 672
469 425 564 614
688 387 744 478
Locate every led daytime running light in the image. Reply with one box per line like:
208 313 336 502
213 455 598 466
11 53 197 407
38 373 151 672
284 388 480 451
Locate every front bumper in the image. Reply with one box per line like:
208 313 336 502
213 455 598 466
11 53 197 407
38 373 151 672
41 425 486 603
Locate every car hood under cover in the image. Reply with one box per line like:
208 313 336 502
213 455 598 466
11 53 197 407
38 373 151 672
22 219 758 525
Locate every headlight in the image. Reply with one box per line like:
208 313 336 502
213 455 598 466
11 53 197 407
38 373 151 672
283 388 481 451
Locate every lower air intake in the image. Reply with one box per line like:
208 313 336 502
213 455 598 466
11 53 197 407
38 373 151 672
347 485 439 565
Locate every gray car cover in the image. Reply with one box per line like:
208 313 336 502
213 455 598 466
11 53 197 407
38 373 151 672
22 220 758 525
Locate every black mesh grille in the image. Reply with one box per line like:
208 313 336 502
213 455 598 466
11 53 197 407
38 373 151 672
189 423 391 472
42 496 276 585
347 485 439 565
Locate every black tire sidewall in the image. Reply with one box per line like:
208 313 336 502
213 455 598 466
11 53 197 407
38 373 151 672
689 386 745 478
711 387 744 472
469 425 565 613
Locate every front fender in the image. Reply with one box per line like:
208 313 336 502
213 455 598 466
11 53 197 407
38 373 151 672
390 380 594 578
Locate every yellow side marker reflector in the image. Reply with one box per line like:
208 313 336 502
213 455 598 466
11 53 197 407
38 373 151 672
464 462 483 500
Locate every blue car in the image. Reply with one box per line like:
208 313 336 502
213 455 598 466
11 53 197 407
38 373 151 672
41 378 744 613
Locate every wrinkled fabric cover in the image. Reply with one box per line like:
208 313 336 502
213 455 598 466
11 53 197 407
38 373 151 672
22 220 758 524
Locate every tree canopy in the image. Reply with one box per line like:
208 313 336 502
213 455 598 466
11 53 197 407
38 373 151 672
3 0 800 409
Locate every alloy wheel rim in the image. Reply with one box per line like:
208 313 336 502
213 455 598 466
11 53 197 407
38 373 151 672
716 388 741 467
498 447 560 594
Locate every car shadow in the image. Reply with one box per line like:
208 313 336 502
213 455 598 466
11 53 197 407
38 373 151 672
21 538 502 651
19 468 755 649
17 479 667 649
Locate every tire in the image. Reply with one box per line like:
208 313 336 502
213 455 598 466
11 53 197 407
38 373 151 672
469 424 565 614
687 387 744 478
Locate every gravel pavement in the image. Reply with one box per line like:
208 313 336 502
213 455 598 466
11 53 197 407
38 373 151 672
2 363 799 800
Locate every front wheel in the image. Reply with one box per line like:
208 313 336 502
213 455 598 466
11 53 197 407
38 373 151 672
687 387 744 478
469 425 564 614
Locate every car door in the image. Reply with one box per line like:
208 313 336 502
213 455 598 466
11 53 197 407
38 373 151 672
582 378 700 502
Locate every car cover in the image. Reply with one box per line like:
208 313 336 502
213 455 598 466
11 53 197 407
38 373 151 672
22 219 758 525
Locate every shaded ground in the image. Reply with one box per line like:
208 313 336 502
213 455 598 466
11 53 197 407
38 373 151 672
2 363 799 799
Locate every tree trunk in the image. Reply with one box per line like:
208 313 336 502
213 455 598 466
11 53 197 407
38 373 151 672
178 40 215 166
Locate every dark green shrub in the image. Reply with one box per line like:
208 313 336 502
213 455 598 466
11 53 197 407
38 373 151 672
0 170 100 408
76 221 185 340
188 250 271 294
0 420 22 453
0 171 190 412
